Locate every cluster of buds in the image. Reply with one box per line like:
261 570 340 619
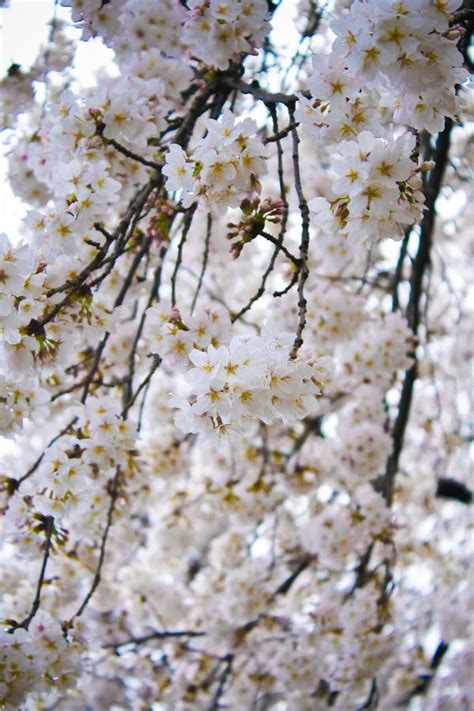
147 198 176 243
226 197 285 259
88 107 106 136
168 307 188 329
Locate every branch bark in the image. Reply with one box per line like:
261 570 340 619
382 121 453 505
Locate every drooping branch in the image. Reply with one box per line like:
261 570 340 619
382 120 453 505
191 212 212 313
208 654 234 711
171 204 197 307
67 465 122 626
7 515 55 633
288 104 311 359
400 640 449 704
231 105 292 321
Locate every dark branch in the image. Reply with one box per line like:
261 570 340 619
67 466 121 625
274 557 312 596
288 105 311 359
104 628 205 652
436 477 473 504
382 121 453 505
7 515 55 633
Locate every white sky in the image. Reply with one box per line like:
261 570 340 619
0 1 56 75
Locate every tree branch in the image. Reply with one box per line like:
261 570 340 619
382 121 453 505
7 515 55 633
67 466 121 626
288 105 311 359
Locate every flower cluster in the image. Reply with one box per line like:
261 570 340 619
0 612 82 710
302 0 467 136
297 0 467 247
112 0 186 56
336 0 467 133
0 20 74 130
0 65 35 131
296 66 382 147
144 304 232 368
0 234 49 378
182 0 271 69
2 396 137 561
163 110 268 214
309 130 427 244
0 375 49 437
0 0 471 708
171 328 332 437
62 0 270 70
305 282 366 345
343 311 413 388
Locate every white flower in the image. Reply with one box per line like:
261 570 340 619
170 329 332 437
163 143 195 196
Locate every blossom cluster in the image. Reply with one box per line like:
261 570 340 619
144 303 232 367
143 306 332 437
0 0 471 709
0 375 49 436
171 329 333 437
309 130 426 244
183 0 271 69
164 110 268 214
0 612 82 710
61 0 270 70
299 0 467 137
3 397 137 557
0 20 74 130
342 310 413 388
0 233 48 378
330 0 467 133
297 0 467 246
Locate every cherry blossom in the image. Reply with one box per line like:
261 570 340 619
0 0 471 709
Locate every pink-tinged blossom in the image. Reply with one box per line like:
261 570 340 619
170 328 333 437
164 110 267 214
0 0 470 708
183 0 270 70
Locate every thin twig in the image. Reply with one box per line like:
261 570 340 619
123 244 168 406
261 230 300 266
7 515 55 633
68 466 121 624
273 557 312 596
121 354 162 419
16 417 79 488
288 105 311 358
104 628 205 651
171 205 197 307
231 105 291 322
223 77 300 106
191 213 212 314
208 654 234 710
103 136 162 170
